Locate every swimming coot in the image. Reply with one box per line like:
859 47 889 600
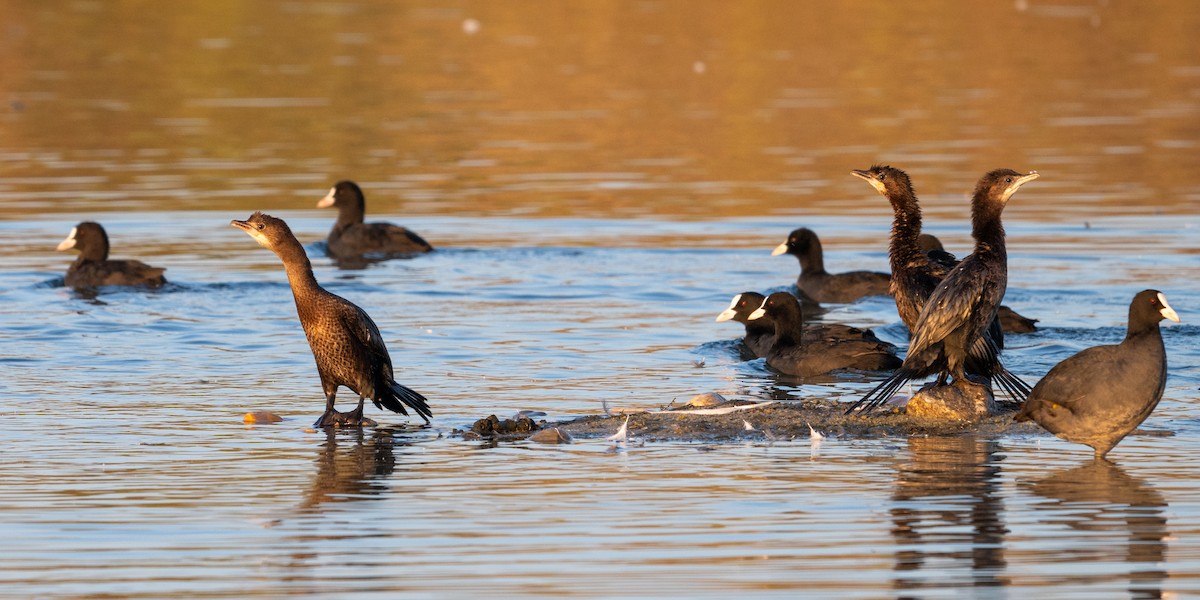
715 292 776 358
771 227 891 303
56 222 166 289
716 291 885 359
318 180 433 260
747 292 901 377
849 169 1039 413
1015 290 1179 458
231 211 432 427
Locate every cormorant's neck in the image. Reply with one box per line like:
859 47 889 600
888 192 926 271
970 199 1007 254
273 236 321 295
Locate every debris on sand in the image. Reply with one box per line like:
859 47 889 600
457 395 1034 444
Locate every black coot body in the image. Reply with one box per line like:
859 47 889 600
850 169 1039 413
919 233 1038 333
747 292 900 377
772 227 890 303
1015 290 1179 458
319 180 433 260
56 222 166 289
716 291 886 359
231 211 431 427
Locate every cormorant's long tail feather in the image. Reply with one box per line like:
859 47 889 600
967 334 1031 406
991 366 1032 408
846 369 916 414
379 382 433 424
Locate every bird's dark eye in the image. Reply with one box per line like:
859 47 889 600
877 172 886 181
1005 177 1013 183
256 223 264 230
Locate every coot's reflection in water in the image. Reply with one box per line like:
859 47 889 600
1021 460 1168 599
889 436 1008 593
298 427 407 513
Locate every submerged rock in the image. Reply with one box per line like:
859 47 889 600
530 428 573 444
905 379 997 421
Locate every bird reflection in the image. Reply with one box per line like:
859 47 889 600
1021 459 1168 599
298 426 405 512
889 435 1008 594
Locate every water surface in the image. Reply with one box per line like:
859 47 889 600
2 2 1200 598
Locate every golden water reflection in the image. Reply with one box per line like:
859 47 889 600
2 1 1199 220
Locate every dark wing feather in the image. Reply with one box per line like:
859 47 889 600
904 260 991 367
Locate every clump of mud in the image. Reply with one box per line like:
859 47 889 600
464 414 543 441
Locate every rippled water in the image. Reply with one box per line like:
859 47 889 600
3 2 1200 598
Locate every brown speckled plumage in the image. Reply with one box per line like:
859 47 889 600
231 211 431 427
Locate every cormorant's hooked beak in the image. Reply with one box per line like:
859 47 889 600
231 218 270 248
317 187 336 208
1158 292 1181 323
56 227 77 251
851 169 887 195
1001 171 1040 202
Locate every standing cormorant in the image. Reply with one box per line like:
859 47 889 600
849 165 1031 407
848 169 1039 413
318 180 433 260
56 222 167 289
231 211 431 427
1015 290 1178 458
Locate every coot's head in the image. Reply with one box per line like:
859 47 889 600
973 169 1039 205
1131 289 1181 328
230 211 296 251
852 165 914 199
56 221 110 261
317 180 366 211
771 227 819 257
747 291 803 322
715 291 768 324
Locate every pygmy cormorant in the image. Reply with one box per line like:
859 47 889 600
848 168 1039 413
231 211 432 427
